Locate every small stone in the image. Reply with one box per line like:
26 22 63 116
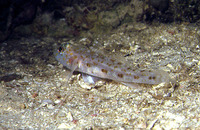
166 64 174 70
67 112 73 121
19 103 26 109
47 104 54 109
57 123 69 129
54 99 61 104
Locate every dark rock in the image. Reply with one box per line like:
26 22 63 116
149 0 169 12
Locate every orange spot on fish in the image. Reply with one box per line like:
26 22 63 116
110 59 115 63
106 63 112 66
121 69 126 72
134 75 140 79
101 69 108 74
149 76 156 80
117 73 124 78
86 63 91 67
117 62 122 65
93 62 98 66
73 55 78 59
68 58 73 64
114 66 118 68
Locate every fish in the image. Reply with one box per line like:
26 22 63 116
54 43 171 86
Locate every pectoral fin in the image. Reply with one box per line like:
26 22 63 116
82 73 101 84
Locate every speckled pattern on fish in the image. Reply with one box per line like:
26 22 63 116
54 43 171 85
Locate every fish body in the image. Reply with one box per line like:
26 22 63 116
54 43 170 85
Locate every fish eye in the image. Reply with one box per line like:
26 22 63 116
57 43 71 53
58 46 63 53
